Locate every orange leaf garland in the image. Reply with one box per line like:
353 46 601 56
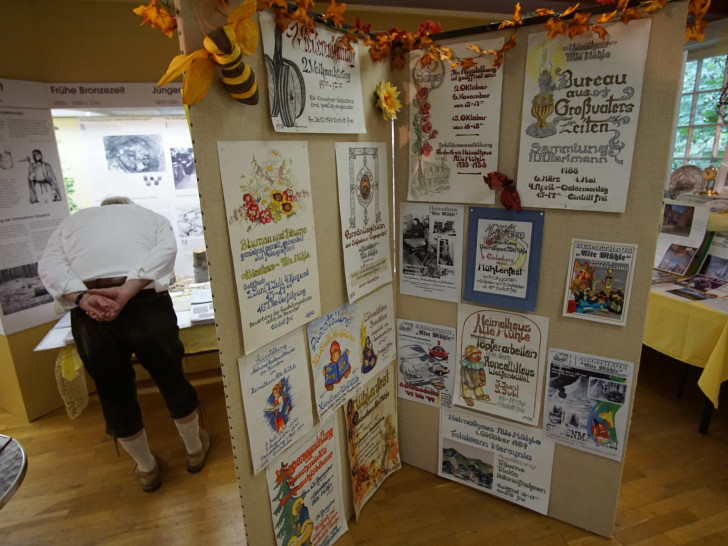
688 0 711 19
685 17 709 42
133 0 159 26
643 0 671 14
595 10 617 24
591 24 609 41
535 8 555 16
133 0 177 37
620 7 642 24
545 18 568 39
498 2 523 29
568 12 591 39
322 0 346 27
562 4 580 17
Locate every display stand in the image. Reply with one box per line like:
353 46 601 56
177 0 688 541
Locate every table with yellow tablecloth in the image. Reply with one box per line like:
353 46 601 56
643 289 728 409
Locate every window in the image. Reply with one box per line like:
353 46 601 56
672 54 728 172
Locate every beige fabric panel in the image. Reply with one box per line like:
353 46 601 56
176 2 392 544
393 2 688 538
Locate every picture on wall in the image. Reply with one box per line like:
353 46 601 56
399 202 464 303
407 37 504 204
259 12 366 134
219 140 321 354
516 19 652 212
543 348 633 461
0 262 53 316
176 205 203 237
170 147 197 189
456 304 548 425
103 134 165 173
563 239 637 326
397 319 456 408
238 328 314 474
335 142 392 302
463 207 544 311
439 407 555 514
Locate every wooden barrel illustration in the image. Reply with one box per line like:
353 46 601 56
204 26 259 105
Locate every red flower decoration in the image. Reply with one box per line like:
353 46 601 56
284 189 295 201
416 87 429 101
422 121 433 133
420 142 433 157
247 204 259 221
430 130 439 139
418 20 442 35
259 209 273 224
420 102 431 114
243 193 254 205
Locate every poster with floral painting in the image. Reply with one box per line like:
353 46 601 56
219 141 320 354
408 38 504 204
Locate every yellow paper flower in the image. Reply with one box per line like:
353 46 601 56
375 81 402 121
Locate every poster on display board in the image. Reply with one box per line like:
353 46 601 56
463 207 544 311
516 19 651 212
543 348 633 461
407 38 503 204
456 304 548 426
399 202 464 303
76 116 204 278
237 328 314 474
334 142 392 302
397 319 456 408
345 363 401 520
307 284 396 420
563 239 637 326
439 407 555 515
219 140 321 354
0 83 69 334
266 419 348 546
259 12 366 134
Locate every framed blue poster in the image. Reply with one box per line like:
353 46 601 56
463 207 544 311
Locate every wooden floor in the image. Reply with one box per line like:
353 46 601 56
1 350 727 545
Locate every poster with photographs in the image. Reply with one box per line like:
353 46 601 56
266 419 348 546
259 12 366 134
543 349 633 461
439 407 555 514
238 328 314 474
335 142 392 302
654 200 709 274
564 239 637 326
456 304 548 426
77 116 204 278
464 207 544 312
345 364 401 520
0 84 69 334
407 38 503 204
517 20 651 212
307 301 362 421
219 141 321 354
399 202 464 303
397 319 456 408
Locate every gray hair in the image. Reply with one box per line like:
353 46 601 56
100 196 134 206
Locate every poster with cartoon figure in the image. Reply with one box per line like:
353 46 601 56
543 349 633 461
563 239 637 326
345 363 401 520
464 207 544 311
516 20 651 212
219 141 321 354
407 39 503 204
266 419 348 546
335 142 392 302
456 304 548 426
307 302 362 420
357 284 397 375
439 407 555 514
238 328 314 474
397 319 456 408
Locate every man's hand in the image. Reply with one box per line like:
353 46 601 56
87 279 150 318
79 293 120 321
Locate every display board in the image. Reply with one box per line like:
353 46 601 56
179 0 687 542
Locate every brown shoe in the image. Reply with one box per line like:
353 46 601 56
134 457 161 492
187 428 211 473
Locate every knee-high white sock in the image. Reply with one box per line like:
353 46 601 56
175 412 203 454
119 429 156 472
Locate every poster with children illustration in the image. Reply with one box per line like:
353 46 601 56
357 284 397 375
456 304 548 426
219 141 321 354
345 363 401 520
335 142 392 302
266 419 348 546
543 348 633 461
238 328 314 474
563 239 637 326
307 302 362 420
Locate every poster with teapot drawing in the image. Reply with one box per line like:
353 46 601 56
407 38 503 204
516 19 651 212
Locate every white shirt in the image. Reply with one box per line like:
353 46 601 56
39 204 177 310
